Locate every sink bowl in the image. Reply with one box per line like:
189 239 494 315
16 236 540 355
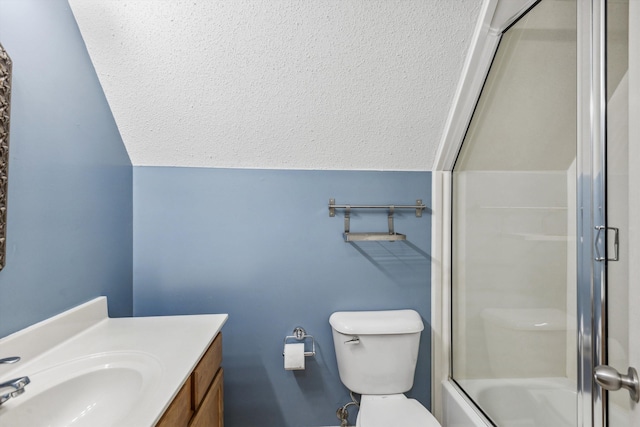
0 352 162 427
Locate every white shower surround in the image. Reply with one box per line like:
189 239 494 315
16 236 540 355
68 0 481 170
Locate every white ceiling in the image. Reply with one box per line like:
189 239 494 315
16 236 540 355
69 0 482 170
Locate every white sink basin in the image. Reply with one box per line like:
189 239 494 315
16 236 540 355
0 297 227 426
0 352 162 427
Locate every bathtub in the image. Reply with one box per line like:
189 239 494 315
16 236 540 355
442 380 490 427
442 377 627 426
443 377 574 426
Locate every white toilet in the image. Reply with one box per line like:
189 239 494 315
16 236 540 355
329 309 441 427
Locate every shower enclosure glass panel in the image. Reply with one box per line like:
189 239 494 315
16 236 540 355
451 1 577 425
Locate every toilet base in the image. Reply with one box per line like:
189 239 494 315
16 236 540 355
356 394 441 427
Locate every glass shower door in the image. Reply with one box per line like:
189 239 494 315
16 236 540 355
450 0 578 425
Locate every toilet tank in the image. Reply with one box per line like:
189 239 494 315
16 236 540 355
329 310 424 395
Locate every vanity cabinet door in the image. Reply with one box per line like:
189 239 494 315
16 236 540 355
155 334 223 427
190 368 224 427
155 376 193 427
194 333 223 407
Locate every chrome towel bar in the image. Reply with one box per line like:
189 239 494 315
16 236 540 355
328 199 426 218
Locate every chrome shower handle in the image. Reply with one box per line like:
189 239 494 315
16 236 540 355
595 226 619 261
594 365 639 402
0 357 20 364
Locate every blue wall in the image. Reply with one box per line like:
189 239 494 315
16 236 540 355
134 167 431 427
0 0 133 337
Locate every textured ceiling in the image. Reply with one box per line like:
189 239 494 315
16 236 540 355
69 0 482 170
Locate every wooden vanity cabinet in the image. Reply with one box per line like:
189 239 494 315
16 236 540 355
156 333 224 427
190 368 224 427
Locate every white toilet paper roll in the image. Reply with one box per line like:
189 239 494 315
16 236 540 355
284 343 305 370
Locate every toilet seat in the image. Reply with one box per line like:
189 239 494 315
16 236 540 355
356 394 442 427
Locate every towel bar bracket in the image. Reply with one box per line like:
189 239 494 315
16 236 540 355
388 206 395 234
344 206 351 233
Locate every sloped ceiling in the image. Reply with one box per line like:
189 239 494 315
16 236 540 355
69 0 482 170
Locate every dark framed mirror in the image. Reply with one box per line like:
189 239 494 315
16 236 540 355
0 43 12 271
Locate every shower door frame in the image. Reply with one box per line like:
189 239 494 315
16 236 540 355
577 0 606 426
431 0 607 426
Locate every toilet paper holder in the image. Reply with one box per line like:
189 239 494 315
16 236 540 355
283 327 316 357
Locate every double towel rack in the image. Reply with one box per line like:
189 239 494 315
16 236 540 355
328 198 426 242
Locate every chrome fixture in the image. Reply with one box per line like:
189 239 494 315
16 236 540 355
0 354 30 406
343 336 360 345
328 198 426 242
328 199 426 218
594 226 619 261
336 391 360 427
594 365 640 402
282 326 316 357
0 376 30 405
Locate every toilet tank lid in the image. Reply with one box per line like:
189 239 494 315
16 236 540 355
329 310 424 335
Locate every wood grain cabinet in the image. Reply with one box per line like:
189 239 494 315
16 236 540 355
156 333 224 427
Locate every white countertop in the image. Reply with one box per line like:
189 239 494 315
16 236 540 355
0 297 228 427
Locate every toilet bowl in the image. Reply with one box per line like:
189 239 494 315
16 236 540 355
356 395 440 427
329 310 441 427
